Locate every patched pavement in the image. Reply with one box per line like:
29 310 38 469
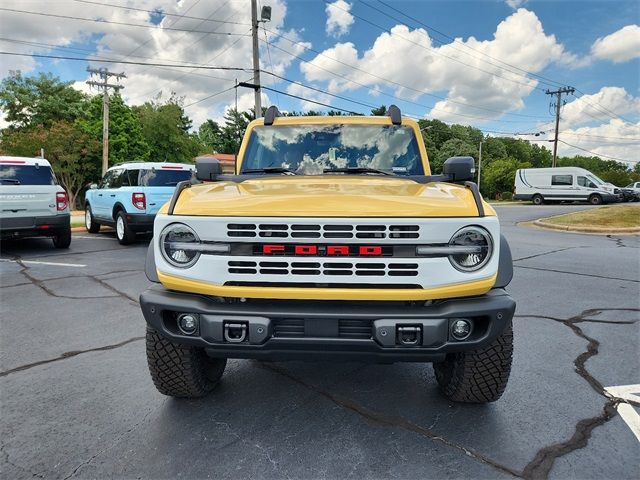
1 204 638 479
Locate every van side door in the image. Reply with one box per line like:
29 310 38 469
577 175 597 200
550 174 576 201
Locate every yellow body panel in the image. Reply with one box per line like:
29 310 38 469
163 178 494 218
157 271 497 301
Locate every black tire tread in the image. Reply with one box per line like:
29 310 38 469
146 328 226 398
433 322 513 403
52 227 72 249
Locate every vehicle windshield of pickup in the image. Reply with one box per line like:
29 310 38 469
241 124 424 176
0 164 56 185
138 168 193 186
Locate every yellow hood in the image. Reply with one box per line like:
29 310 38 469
166 177 494 217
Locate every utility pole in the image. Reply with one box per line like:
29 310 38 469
477 140 483 191
545 86 575 168
86 67 125 175
251 0 262 119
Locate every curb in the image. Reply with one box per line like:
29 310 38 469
532 219 640 234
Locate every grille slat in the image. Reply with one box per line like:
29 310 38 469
227 260 418 277
272 318 371 339
227 223 420 239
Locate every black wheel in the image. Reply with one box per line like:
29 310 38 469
146 328 227 398
589 194 602 205
52 226 72 249
115 210 136 245
85 204 100 233
433 321 513 403
532 194 544 205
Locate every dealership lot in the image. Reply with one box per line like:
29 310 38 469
1 204 638 479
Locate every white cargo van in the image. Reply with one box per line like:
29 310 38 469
514 167 621 205
0 156 71 248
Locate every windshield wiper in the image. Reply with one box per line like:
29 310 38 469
323 167 391 176
1 178 21 185
242 167 297 175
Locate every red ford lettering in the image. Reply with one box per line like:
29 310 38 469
295 245 317 255
263 244 285 254
359 246 383 256
327 245 349 256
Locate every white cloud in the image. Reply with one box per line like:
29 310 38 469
302 9 578 124
505 0 528 9
591 25 640 63
325 0 354 38
0 0 304 129
558 86 640 129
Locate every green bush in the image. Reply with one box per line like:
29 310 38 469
502 192 513 201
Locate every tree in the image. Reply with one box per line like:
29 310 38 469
220 108 254 154
1 121 101 207
134 97 199 162
433 138 477 173
78 94 149 166
0 71 88 129
197 119 225 154
481 157 532 199
370 105 387 116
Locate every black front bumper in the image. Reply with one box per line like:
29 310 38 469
0 214 70 239
140 287 516 363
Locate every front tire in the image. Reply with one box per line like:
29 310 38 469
85 205 100 233
115 211 136 245
52 226 72 249
532 194 544 206
589 194 602 205
146 328 227 398
433 321 513 403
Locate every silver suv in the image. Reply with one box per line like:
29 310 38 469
0 156 71 248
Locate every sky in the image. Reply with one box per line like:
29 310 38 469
0 0 638 163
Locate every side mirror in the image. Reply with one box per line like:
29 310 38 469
196 158 223 181
443 156 475 182
89 183 98 189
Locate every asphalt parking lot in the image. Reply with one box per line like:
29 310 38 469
1 204 638 479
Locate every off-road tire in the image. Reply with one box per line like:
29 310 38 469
85 204 100 233
146 328 227 398
532 194 544 206
433 321 513 403
589 194 602 205
52 226 72 249
115 210 136 245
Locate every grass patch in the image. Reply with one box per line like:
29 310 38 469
71 219 85 228
544 205 640 228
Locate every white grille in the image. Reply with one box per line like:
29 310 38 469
227 222 419 239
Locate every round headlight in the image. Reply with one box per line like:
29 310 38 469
160 223 200 268
448 226 493 272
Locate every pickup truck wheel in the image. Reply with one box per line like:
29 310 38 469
52 226 72 249
433 321 513 403
532 194 544 205
146 328 227 398
589 194 602 205
85 205 100 233
115 211 136 245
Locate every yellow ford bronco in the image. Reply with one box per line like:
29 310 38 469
140 106 515 403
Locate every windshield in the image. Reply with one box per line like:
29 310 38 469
0 164 55 185
587 174 604 185
139 169 192 186
241 124 424 175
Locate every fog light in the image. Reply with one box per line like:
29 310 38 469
451 319 472 340
178 314 198 335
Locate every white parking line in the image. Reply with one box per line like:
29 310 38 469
72 235 115 240
0 259 87 268
605 384 640 442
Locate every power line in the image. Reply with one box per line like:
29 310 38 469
571 89 635 124
0 51 251 71
184 83 242 108
260 86 361 114
0 7 247 36
371 0 566 90
69 0 250 26
558 140 637 164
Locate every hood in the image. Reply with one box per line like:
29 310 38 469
167 176 493 217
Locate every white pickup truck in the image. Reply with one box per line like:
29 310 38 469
0 156 71 248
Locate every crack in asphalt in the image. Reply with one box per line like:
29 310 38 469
261 363 523 478
516 307 640 478
0 336 144 378
514 265 640 283
512 247 579 262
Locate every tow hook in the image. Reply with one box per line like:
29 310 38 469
397 325 422 346
223 322 248 343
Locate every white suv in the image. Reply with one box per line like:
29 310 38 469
0 156 71 248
